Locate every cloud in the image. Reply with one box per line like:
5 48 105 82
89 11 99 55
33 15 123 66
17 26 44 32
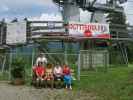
0 5 9 12
123 1 133 25
0 0 54 7
0 0 132 25
0 0 59 20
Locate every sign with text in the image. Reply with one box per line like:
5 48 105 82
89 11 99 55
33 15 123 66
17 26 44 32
6 22 26 44
67 22 110 39
31 21 66 38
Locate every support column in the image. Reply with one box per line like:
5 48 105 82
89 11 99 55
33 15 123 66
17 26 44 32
64 42 68 65
77 53 81 81
9 48 13 81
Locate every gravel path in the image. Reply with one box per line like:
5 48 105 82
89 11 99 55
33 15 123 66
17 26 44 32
0 83 97 100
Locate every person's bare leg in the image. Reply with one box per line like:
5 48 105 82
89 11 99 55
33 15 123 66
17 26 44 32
65 84 68 89
51 79 54 89
36 78 40 87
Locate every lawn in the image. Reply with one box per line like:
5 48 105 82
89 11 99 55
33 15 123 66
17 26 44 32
1 65 133 100
0 71 9 81
76 65 133 100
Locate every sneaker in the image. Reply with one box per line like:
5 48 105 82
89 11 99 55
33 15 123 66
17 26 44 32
65 85 68 89
69 85 72 90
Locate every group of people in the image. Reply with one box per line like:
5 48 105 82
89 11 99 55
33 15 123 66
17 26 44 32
32 53 72 90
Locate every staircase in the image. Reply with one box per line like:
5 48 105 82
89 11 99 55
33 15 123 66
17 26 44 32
118 42 128 65
38 44 64 64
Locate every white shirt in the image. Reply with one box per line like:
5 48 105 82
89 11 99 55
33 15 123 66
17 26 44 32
53 66 62 77
36 56 47 66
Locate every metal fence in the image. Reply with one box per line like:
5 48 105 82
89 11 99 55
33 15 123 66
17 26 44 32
0 52 79 82
0 50 111 82
80 50 109 70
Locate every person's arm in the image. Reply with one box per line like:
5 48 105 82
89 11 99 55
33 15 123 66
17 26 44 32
45 69 48 77
35 70 40 78
62 68 65 76
68 67 71 75
57 67 62 75
60 68 63 75
53 68 56 75
51 68 54 76
32 65 36 70
41 73 44 78
41 69 44 77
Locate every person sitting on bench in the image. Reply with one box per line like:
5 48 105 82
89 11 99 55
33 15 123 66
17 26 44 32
63 64 72 90
32 53 47 84
45 63 54 88
45 63 53 80
34 62 46 87
53 63 63 81
53 63 63 88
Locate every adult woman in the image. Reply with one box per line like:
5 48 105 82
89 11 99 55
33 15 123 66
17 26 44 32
53 63 63 88
34 62 46 87
53 63 63 81
32 53 47 77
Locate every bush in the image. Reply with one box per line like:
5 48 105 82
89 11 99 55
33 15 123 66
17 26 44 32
11 58 25 79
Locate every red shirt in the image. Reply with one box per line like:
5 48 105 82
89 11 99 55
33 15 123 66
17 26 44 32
63 67 70 75
35 66 45 77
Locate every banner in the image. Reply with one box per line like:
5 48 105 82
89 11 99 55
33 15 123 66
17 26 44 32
67 22 110 39
31 21 65 37
6 22 26 44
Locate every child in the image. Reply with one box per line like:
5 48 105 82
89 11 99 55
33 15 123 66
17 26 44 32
45 63 54 88
45 63 54 80
63 64 72 90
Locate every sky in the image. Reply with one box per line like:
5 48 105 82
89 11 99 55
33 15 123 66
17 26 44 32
124 0 133 24
0 0 133 25
0 0 60 20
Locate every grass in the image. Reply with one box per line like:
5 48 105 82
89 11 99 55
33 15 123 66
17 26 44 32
1 65 133 100
75 66 133 100
0 71 9 81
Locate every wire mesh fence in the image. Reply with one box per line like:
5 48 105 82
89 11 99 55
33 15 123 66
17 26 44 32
0 49 111 83
80 50 109 69
0 52 79 82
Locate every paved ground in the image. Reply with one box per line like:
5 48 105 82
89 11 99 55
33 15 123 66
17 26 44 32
0 83 97 100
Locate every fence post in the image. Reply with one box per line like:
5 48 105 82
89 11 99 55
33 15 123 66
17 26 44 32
77 53 81 81
2 55 6 73
89 50 93 69
107 51 109 71
64 43 68 64
104 51 109 72
31 48 35 76
9 49 13 81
